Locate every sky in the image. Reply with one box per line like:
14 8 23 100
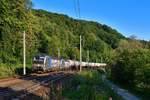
32 0 150 40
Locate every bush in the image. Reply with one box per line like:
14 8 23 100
62 70 123 100
0 63 32 78
111 49 150 89
0 64 16 78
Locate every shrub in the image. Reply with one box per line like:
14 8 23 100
111 49 150 89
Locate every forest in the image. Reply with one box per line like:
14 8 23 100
0 0 150 98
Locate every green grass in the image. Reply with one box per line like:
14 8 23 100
0 64 16 78
62 70 123 100
0 63 32 78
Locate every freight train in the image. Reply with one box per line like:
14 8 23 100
32 54 106 72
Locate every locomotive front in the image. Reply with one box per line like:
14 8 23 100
32 54 51 71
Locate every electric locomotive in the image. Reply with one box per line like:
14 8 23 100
32 54 52 71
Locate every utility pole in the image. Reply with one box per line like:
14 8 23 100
87 50 89 67
58 48 60 68
23 31 26 75
101 57 103 63
80 35 82 71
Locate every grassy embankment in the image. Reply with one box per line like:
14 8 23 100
62 70 123 100
0 63 32 78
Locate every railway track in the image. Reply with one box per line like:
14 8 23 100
15 73 69 99
0 71 63 83
0 71 73 100
0 71 66 87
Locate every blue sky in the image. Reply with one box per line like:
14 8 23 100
32 0 150 40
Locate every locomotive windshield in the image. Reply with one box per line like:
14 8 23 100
33 56 45 64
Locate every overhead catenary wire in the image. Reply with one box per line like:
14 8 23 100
77 0 81 18
74 0 78 17
74 0 81 18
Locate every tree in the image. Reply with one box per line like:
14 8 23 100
0 0 38 64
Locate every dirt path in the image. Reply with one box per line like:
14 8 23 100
102 75 140 100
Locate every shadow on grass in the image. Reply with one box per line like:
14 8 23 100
0 87 43 100
15 67 32 75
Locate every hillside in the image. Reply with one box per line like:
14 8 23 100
33 9 125 47
31 9 125 62
0 0 125 65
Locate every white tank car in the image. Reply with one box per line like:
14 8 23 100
63 61 70 68
51 59 59 67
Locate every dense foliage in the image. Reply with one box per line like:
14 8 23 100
62 70 123 100
110 39 150 98
0 0 38 65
